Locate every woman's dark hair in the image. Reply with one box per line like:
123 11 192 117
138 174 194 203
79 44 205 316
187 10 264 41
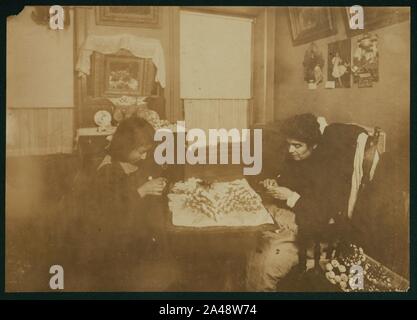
108 117 155 162
280 113 321 147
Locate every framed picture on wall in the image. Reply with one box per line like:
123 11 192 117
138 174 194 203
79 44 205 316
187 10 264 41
90 51 158 97
342 7 409 37
95 6 160 28
287 7 337 46
104 55 143 96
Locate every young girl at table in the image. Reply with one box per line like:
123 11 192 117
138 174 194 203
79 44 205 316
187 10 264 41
72 117 169 288
55 117 175 290
89 117 168 249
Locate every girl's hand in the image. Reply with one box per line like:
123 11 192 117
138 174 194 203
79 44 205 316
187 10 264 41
266 186 294 201
260 178 278 189
137 178 167 197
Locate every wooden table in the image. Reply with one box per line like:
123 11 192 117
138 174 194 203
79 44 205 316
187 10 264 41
162 163 277 291
165 222 276 291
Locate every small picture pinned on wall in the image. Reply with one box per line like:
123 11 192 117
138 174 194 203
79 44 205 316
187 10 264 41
303 42 325 86
328 39 351 88
352 33 379 86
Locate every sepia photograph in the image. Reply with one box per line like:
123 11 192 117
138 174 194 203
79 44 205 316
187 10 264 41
4 5 411 294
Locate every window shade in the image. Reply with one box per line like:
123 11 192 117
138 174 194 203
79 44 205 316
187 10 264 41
180 11 252 99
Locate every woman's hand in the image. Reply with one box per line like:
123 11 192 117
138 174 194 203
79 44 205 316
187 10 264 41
260 178 278 189
266 185 295 201
137 177 167 197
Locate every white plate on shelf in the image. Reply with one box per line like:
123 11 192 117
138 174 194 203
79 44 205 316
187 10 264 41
94 110 112 127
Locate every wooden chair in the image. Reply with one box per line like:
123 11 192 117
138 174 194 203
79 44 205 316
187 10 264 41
306 126 384 271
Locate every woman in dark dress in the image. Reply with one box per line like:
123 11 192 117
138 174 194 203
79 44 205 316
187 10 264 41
75 117 169 289
246 114 331 291
263 114 331 271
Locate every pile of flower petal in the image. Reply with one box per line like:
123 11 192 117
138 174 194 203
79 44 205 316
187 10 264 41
214 179 263 214
170 178 264 221
171 178 218 220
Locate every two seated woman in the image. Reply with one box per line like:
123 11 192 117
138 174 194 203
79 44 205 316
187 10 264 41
71 112 366 291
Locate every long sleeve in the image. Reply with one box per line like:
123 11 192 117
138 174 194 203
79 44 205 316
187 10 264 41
291 181 327 229
90 160 168 246
275 157 330 230
94 164 130 217
90 163 151 246
93 164 146 226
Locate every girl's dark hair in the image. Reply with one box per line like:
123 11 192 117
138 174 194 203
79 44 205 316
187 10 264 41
280 113 321 147
108 117 155 162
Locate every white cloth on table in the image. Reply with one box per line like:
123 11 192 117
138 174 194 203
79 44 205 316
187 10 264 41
75 34 166 88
